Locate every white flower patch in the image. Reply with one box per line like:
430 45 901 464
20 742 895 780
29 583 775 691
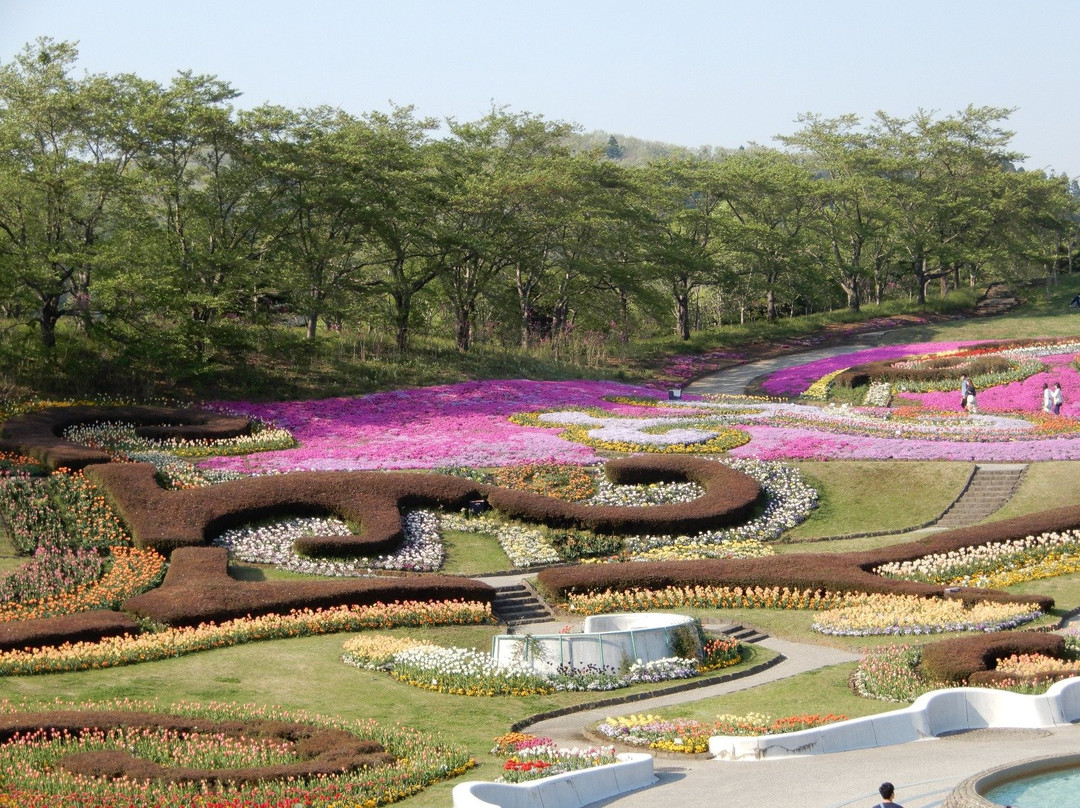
442 512 562 568
213 509 444 574
622 458 818 557
587 479 704 507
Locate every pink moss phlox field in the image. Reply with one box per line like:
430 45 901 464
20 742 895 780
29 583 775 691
761 341 985 396
202 380 669 473
895 351 1079 417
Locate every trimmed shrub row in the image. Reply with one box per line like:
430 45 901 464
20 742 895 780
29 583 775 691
86 457 761 556
537 504 1074 612
0 609 141 653
85 463 486 556
0 406 251 470
833 356 1013 389
0 710 393 784
121 547 494 627
487 455 761 535
919 631 1065 685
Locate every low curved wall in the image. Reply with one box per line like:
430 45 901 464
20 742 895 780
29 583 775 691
944 752 1080 808
451 753 655 808
710 677 1080 760
491 613 698 674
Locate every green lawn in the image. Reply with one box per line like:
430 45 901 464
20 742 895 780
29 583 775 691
785 461 972 540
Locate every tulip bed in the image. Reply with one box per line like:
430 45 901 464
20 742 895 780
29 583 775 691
0 599 493 677
0 700 473 807
489 733 618 783
809 593 1042 636
593 711 847 753
852 631 1079 701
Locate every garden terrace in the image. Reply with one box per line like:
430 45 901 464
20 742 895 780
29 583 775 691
0 405 252 470
0 609 140 652
486 455 762 535
121 547 494 626
0 710 394 784
920 631 1066 686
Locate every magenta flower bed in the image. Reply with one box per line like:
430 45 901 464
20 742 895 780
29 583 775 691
895 352 1079 417
728 425 1080 461
761 341 985 396
201 380 666 473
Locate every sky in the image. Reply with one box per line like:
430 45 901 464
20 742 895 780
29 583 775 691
2 0 1079 176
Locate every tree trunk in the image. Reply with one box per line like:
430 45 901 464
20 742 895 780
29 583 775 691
674 293 691 340
306 314 318 340
39 294 61 352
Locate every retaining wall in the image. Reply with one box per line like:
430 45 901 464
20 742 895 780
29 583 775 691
451 753 655 808
710 677 1080 760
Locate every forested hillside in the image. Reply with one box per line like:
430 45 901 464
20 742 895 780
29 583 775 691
1 38 1077 399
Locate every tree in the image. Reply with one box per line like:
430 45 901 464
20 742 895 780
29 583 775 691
641 157 731 339
714 148 816 320
779 114 893 312
0 38 149 351
430 109 576 352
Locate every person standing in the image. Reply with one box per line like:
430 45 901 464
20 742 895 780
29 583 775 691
959 375 972 410
872 781 904 808
1043 382 1053 413
1053 382 1064 415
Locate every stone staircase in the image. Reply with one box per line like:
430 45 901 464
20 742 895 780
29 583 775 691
491 582 556 628
973 282 1020 317
932 464 1027 528
704 621 769 644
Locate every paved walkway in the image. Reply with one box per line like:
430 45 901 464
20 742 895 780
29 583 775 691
683 330 901 398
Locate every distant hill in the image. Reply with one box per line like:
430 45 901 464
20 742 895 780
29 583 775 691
566 130 738 166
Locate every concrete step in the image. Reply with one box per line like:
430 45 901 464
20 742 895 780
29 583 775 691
491 583 555 627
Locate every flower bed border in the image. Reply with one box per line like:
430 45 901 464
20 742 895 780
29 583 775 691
1 709 394 785
0 406 252 470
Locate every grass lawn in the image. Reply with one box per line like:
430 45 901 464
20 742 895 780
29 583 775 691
785 461 972 540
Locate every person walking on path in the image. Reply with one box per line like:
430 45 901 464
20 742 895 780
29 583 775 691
1053 382 1065 415
1043 382 1054 413
872 781 904 808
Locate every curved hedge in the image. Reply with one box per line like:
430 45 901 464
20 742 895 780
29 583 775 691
920 631 1065 685
121 547 494 627
537 503 1075 613
0 609 140 653
0 710 393 784
85 456 762 556
85 462 486 556
0 406 251 470
486 455 761 535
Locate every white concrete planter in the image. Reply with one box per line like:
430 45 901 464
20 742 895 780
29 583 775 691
491 612 699 674
451 752 656 808
710 676 1080 760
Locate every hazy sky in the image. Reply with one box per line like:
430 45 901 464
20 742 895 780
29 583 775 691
3 0 1078 175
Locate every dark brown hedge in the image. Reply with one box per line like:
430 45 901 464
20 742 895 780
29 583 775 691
0 710 393 784
86 456 760 556
833 355 1013 389
0 610 141 652
487 455 762 535
122 547 494 626
536 503 1075 612
0 406 251 470
86 462 485 556
919 631 1064 685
